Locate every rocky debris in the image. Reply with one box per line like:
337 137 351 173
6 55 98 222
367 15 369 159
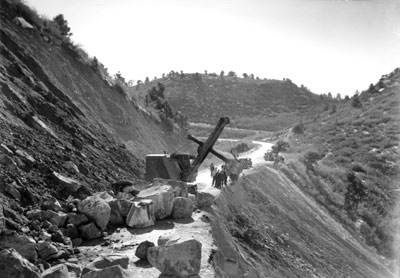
67 213 88 227
63 161 80 175
82 254 129 276
153 178 188 197
115 191 134 200
121 185 140 196
108 199 124 226
0 234 38 262
0 205 5 232
41 264 69 278
148 238 202 277
26 209 42 221
15 149 36 168
71 238 82 247
116 199 134 218
42 210 68 227
41 197 62 212
50 172 81 196
66 224 78 239
77 195 111 230
78 222 101 240
81 265 130 278
136 184 177 220
64 262 82 278
126 200 155 228
0 153 17 170
196 192 215 208
188 193 198 210
0 248 40 278
172 197 193 219
111 180 133 192
37 241 58 261
5 183 21 200
135 240 155 260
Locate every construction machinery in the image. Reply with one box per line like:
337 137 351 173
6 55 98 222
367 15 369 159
145 116 250 183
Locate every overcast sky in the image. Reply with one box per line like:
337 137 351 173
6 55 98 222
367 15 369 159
26 0 400 96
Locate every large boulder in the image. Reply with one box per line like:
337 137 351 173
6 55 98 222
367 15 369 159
148 238 202 277
108 200 124 226
135 240 155 260
126 200 155 228
0 234 37 262
82 265 130 278
82 254 129 276
153 178 188 197
41 264 69 278
0 248 40 278
136 185 176 220
196 192 215 208
51 171 81 194
172 197 193 219
41 197 62 212
78 222 101 240
117 199 133 217
77 195 111 230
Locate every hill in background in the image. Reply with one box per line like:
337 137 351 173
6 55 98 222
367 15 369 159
131 72 339 131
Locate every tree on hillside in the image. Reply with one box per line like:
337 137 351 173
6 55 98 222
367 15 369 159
114 71 126 85
228 71 237 78
91 56 99 73
145 77 149 84
53 14 72 37
242 73 248 78
249 73 254 79
351 94 362 108
292 123 305 135
303 151 322 172
336 93 342 100
344 172 368 211
220 71 225 80
271 140 290 154
204 70 208 75
330 104 337 114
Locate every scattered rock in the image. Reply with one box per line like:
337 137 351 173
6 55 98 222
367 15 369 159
5 184 21 200
82 254 129 276
41 264 69 278
42 210 68 227
63 161 80 174
188 193 197 210
121 185 140 196
148 239 202 277
77 196 111 230
172 197 193 219
0 143 14 155
135 240 155 260
67 224 78 239
0 205 5 232
39 230 52 241
67 213 88 227
71 238 82 247
51 230 65 243
136 184 176 220
0 234 38 262
126 199 155 228
41 197 62 212
116 192 134 200
37 241 58 261
111 180 133 193
0 154 17 170
64 262 82 278
196 192 215 208
81 265 130 278
108 199 124 226
0 248 40 278
50 171 81 196
48 224 59 233
78 222 101 240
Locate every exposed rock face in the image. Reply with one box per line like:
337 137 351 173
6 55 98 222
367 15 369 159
148 238 202 277
172 197 193 219
78 222 102 240
81 265 130 278
135 240 155 260
196 192 215 208
77 196 111 230
82 254 129 276
136 185 177 220
0 234 38 262
0 248 40 278
126 200 155 228
41 264 69 278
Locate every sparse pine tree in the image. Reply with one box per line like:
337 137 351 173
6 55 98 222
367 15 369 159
351 95 362 108
53 14 72 37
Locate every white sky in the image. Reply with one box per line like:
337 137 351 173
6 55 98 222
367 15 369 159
26 0 400 96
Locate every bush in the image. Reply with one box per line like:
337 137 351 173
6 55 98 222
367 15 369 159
292 123 305 135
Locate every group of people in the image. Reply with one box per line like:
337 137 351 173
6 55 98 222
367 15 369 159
209 163 228 189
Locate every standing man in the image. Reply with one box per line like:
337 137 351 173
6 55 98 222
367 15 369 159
210 163 215 177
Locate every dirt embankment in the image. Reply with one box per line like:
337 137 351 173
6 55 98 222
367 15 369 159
207 166 396 278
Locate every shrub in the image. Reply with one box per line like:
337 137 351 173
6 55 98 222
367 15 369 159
292 123 305 135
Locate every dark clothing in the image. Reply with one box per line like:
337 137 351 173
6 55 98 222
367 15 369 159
212 171 224 189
